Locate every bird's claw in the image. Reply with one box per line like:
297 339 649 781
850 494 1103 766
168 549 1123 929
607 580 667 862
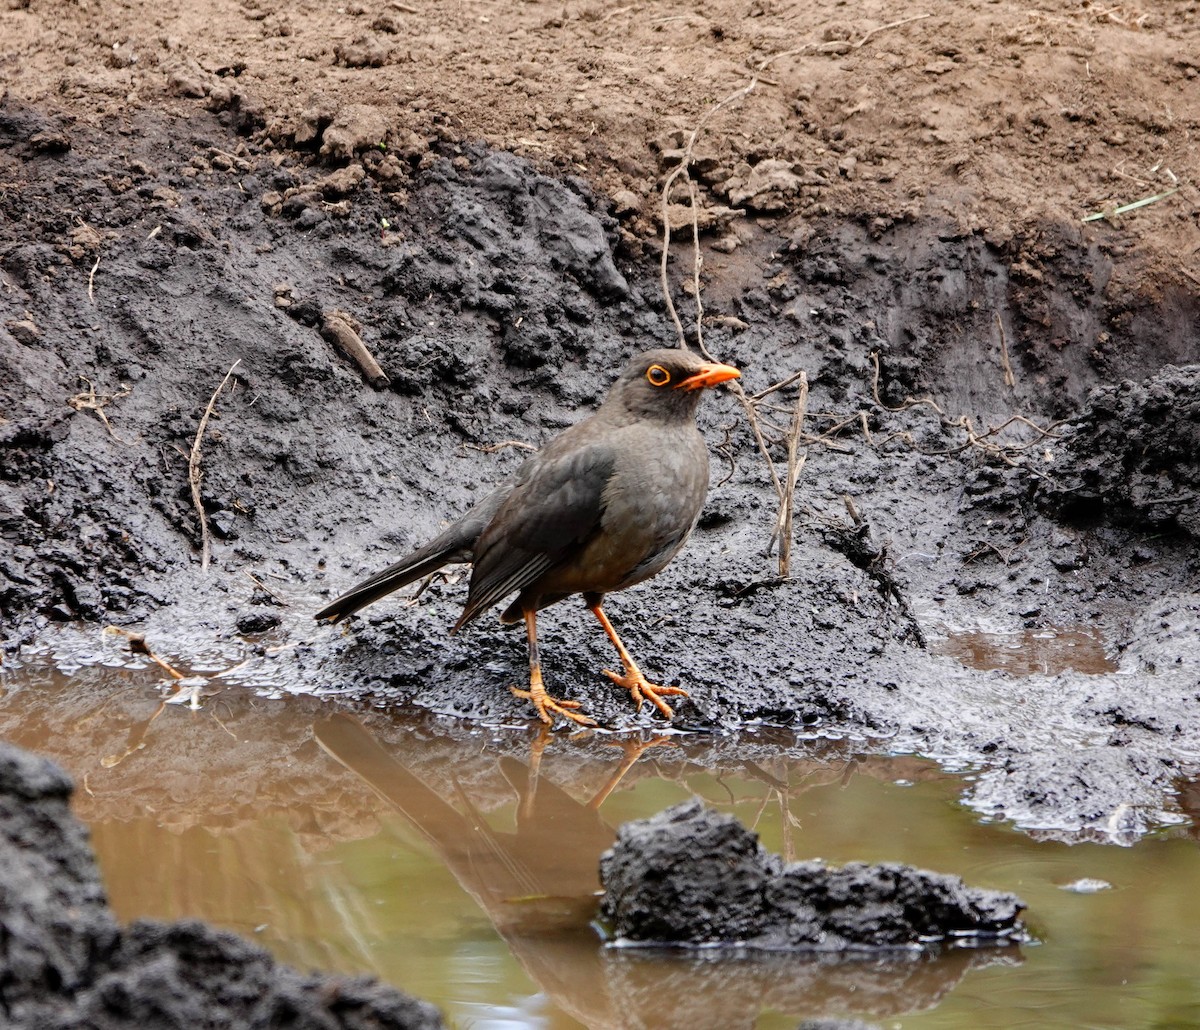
601 667 689 719
511 685 597 728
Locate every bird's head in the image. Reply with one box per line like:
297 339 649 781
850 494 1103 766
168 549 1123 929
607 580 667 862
606 348 741 423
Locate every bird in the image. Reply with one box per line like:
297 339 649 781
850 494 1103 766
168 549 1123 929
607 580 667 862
315 347 741 727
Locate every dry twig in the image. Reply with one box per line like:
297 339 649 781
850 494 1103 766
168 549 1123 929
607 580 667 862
245 569 290 606
104 626 185 680
67 377 133 443
656 14 935 575
996 313 1015 389
190 360 241 571
87 253 100 304
869 352 1062 474
772 373 809 578
465 439 538 455
321 309 390 388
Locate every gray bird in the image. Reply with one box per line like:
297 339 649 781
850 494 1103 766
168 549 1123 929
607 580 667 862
316 348 740 726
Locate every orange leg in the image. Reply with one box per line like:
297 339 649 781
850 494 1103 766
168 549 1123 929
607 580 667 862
588 603 689 719
510 609 596 728
588 736 675 809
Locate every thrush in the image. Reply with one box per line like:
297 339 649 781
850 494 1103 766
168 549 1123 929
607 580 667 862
315 348 740 726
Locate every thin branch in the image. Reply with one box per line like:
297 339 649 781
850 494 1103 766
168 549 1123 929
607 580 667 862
996 312 1015 389
87 252 100 304
660 78 759 350
321 310 389 388
244 569 290 606
773 373 809 577
190 360 241 571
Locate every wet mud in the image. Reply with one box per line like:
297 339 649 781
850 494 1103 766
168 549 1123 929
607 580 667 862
4 95 1199 848
0 740 442 1029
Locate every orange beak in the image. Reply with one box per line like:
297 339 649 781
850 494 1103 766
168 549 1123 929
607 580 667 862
678 362 741 391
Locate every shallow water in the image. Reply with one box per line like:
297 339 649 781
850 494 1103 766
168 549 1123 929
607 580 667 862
933 625 1117 677
2 658 1199 1029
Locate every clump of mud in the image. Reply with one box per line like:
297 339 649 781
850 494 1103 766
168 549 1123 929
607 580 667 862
0 742 443 1030
599 799 1027 951
1038 365 1200 537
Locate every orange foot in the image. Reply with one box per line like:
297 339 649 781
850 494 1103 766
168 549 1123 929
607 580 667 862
512 670 597 728
602 666 689 719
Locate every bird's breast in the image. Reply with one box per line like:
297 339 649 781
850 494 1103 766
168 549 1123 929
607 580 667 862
548 424 709 596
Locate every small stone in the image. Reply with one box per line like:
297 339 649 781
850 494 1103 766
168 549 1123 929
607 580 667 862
611 189 641 217
334 35 390 68
237 611 282 634
296 207 326 230
6 319 40 345
165 62 208 98
320 104 390 160
316 163 366 198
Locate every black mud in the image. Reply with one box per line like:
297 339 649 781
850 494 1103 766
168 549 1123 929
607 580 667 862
599 799 1026 950
3 95 1200 848
0 741 442 1029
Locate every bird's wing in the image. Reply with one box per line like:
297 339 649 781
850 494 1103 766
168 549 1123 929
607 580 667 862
455 438 616 627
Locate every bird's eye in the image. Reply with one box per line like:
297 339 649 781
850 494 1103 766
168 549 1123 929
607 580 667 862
646 364 672 387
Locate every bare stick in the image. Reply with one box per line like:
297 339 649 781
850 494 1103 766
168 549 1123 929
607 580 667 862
751 369 808 401
846 12 933 50
687 176 706 355
996 313 1015 389
190 360 241 572
68 377 133 443
465 439 538 455
322 310 390 388
660 78 758 350
87 253 100 304
244 569 290 606
740 389 785 501
869 351 1062 474
774 372 809 577
105 626 186 680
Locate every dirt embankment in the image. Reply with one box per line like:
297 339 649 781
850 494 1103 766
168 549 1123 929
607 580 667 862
2 78 1200 842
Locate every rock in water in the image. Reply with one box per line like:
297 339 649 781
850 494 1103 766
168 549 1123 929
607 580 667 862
599 799 1027 950
0 742 444 1029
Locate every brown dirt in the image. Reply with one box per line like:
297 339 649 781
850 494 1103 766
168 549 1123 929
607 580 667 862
4 0 1198 290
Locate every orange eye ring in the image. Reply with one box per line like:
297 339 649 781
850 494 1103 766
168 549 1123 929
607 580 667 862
646 364 672 387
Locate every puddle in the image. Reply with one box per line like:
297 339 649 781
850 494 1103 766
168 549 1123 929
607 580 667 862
933 626 1118 677
2 661 1199 1029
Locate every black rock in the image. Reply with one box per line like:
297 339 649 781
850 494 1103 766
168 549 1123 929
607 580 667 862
0 742 444 1029
599 799 1027 951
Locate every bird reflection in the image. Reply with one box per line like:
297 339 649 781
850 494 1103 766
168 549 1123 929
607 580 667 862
313 715 1019 1030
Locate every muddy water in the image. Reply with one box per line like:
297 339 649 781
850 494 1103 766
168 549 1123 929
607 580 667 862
934 625 1118 677
2 659 1199 1029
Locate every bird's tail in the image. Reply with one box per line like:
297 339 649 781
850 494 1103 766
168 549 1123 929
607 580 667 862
314 535 467 623
315 488 508 623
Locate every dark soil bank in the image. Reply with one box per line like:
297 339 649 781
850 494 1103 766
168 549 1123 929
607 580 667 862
2 97 1200 846
0 741 443 1029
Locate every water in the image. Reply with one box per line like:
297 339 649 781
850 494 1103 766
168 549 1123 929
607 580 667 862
2 658 1198 1028
933 625 1117 677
